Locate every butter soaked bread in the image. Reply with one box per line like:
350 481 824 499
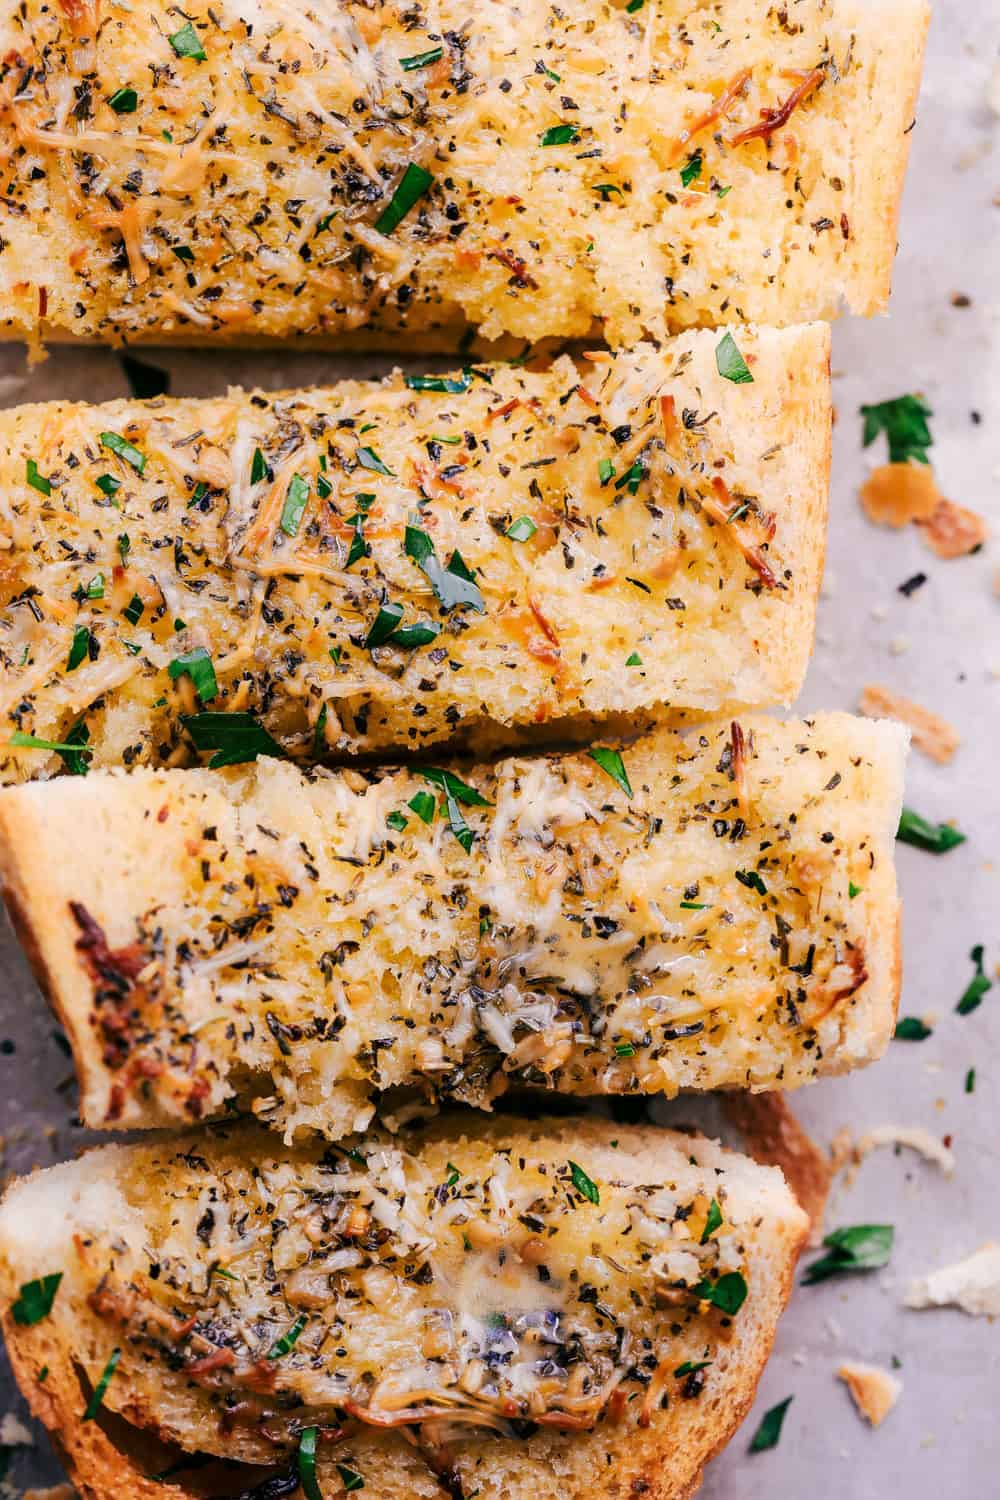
0 1114 808 1499
0 714 906 1139
0 325 830 778
0 0 928 349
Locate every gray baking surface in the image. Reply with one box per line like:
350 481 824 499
0 1 996 1492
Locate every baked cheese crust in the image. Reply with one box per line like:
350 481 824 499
0 1116 808 1498
0 326 830 778
0 0 928 348
0 714 906 1138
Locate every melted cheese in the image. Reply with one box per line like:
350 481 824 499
2 714 903 1135
0 332 827 777
0 1121 753 1462
0 0 924 346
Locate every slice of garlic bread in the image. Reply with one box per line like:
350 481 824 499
0 713 907 1138
0 0 927 348
0 326 830 779
0 1115 809 1500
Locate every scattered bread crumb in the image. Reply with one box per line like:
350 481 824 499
858 685 960 765
917 498 989 559
837 1362 902 1426
850 1124 956 1180
888 634 910 656
860 462 940 527
905 1243 1000 1317
721 1093 831 1247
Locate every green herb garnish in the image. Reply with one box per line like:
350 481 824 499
108 87 138 113
66 625 92 672
297 1427 322 1500
9 728 91 775
956 945 991 1016
701 1198 723 1243
386 810 408 833
506 515 537 542
540 123 579 146
625 651 642 666
694 1271 748 1315
405 524 485 612
100 430 146 474
404 372 470 393
280 474 310 537
11 1273 62 1326
674 1359 712 1377
965 1067 976 1093
169 20 206 60
96 473 121 497
182 711 284 769
587 747 632 797
168 648 218 702
374 162 433 235
848 881 862 898
803 1224 894 1285
897 807 965 853
715 332 753 384
568 1160 600 1204
400 46 443 70
337 1463 365 1492
420 766 490 852
122 593 144 626
860 394 932 465
83 1347 121 1421
680 151 703 187
267 1314 307 1360
86 573 105 600
735 869 767 896
250 448 268 485
408 790 436 824
26 458 51 495
749 1395 793 1453
894 1017 932 1041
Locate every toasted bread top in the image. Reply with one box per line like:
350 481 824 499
0 0 927 347
0 1116 808 1498
0 713 906 1137
0 328 829 775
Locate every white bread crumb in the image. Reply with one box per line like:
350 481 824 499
905 1243 1000 1317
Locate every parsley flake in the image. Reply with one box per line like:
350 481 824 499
803 1224 894 1285
860 394 933 465
182 712 284 769
715 332 754 384
956 944 991 1016
897 807 965 853
568 1160 600 1204
169 20 206 61
374 162 433 235
100 430 146 474
587 746 632 797
26 458 51 495
11 1273 62 1326
749 1395 793 1453
168 648 218 702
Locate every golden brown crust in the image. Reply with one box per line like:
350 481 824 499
846 0 931 315
722 1093 831 1247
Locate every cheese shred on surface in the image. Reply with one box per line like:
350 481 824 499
0 1119 789 1467
0 329 829 776
0 0 927 346
0 714 905 1136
